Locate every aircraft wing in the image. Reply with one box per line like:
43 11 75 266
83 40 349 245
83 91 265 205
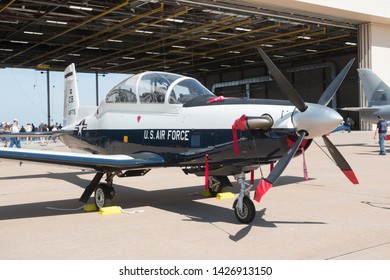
0 148 165 171
341 106 377 113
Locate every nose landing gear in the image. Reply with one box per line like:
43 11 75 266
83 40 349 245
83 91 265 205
232 172 256 224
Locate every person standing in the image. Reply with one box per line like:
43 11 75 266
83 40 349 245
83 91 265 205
9 119 21 148
374 115 388 155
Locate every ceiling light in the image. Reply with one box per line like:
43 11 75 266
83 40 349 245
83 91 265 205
200 37 216 41
345 42 357 46
236 27 252 32
172 45 186 49
86 46 100 50
202 9 246 18
273 55 284 58
0 48 13 52
0 20 18 24
146 51 160 55
135 30 153 34
165 18 184 23
107 39 123 43
306 49 317 52
24 31 43 35
122 56 135 60
107 62 119 66
46 20 67 25
245 60 255 63
68 53 81 56
11 40 28 44
52 59 65 62
179 61 190 64
69 5 93 11
261 44 274 48
298 36 311 40
221 64 231 68
229 51 241 54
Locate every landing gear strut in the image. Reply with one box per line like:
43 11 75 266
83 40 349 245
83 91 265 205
233 172 256 224
79 171 116 209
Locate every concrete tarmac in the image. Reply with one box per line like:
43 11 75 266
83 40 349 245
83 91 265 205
0 131 389 260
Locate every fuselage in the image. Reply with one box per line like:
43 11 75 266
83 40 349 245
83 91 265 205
61 98 298 167
60 71 341 175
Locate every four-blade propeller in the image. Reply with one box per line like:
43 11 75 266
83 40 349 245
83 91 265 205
234 48 358 203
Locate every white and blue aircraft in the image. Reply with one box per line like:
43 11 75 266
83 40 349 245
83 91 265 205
0 49 358 223
343 68 390 124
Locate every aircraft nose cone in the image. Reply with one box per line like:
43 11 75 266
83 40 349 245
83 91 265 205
293 104 343 138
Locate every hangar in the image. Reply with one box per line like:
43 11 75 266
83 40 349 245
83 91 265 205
0 0 389 129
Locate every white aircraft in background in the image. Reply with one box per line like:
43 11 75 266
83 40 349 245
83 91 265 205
343 68 390 124
0 49 358 224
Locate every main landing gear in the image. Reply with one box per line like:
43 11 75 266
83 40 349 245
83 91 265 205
79 171 116 209
79 169 150 209
208 176 232 197
94 183 116 208
232 172 256 224
79 170 256 224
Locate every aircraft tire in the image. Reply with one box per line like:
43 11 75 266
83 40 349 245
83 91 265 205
233 196 256 224
94 183 113 209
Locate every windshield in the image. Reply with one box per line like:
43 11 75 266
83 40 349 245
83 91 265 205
138 72 180 104
169 78 214 104
104 71 214 105
105 75 137 103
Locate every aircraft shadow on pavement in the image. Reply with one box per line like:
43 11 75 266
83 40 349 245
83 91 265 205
362 201 390 210
356 148 390 155
327 143 370 147
227 208 325 242
0 170 94 186
0 172 325 238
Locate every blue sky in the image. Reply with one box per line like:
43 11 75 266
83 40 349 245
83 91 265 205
0 67 128 127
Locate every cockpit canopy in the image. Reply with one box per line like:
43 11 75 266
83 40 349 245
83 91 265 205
105 72 215 105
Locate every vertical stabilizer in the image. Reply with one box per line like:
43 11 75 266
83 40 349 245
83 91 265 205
358 68 390 106
63 63 80 126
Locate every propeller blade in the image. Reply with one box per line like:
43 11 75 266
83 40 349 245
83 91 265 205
322 135 359 184
257 48 307 112
254 132 306 202
317 59 355 106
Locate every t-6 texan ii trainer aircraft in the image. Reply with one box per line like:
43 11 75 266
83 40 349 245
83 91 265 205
342 68 390 124
0 49 358 224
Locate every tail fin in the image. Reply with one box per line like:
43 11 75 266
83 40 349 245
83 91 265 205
358 68 390 106
63 63 80 126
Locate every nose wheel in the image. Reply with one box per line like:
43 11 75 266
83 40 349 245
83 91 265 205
233 196 256 224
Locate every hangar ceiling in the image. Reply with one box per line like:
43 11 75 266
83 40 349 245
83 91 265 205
0 0 359 77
